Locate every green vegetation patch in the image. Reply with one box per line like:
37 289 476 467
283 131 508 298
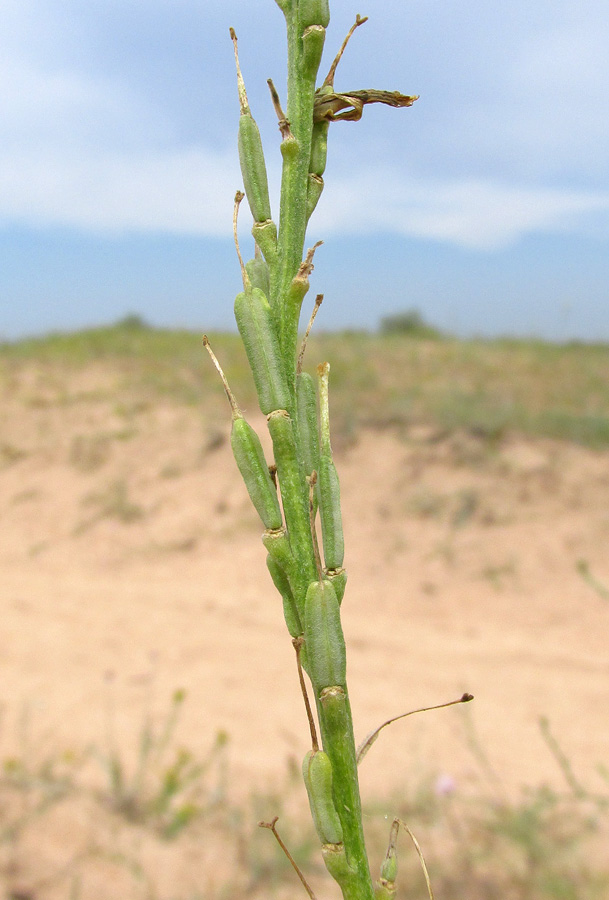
2 323 609 448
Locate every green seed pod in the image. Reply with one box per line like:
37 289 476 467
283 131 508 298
266 410 319 604
380 847 398 885
262 527 293 579
296 372 320 477
322 843 352 883
280 131 299 161
306 173 324 220
263 527 309 622
302 25 326 79
252 219 278 265
310 119 329 177
266 554 301 637
318 453 344 569
245 254 270 298
317 362 344 569
302 749 343 845
299 0 330 29
304 579 346 690
325 566 347 605
234 286 289 415
238 113 272 225
231 416 282 530
267 410 300 493
319 685 348 727
287 269 310 311
375 883 397 900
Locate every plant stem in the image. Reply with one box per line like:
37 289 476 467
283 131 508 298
271 7 376 894
224 1 417 895
276 5 319 384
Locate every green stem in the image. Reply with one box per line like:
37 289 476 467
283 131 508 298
276 5 319 386
318 686 375 899
231 3 377 897
272 4 375 899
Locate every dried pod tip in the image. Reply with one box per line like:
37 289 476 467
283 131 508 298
323 12 368 88
297 293 323 375
307 470 324 581
230 27 249 114
232 190 250 289
267 78 292 141
299 240 323 279
202 335 241 419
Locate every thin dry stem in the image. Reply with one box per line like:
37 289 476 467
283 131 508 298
394 818 435 900
293 637 319 752
259 817 319 900
297 293 323 374
357 693 474 764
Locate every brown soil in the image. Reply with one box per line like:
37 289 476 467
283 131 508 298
1 374 608 897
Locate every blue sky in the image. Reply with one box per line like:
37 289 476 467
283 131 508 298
1 0 608 341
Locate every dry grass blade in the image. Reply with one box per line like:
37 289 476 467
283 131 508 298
396 818 435 900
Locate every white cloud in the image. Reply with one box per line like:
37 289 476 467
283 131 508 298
0 147 241 234
2 133 609 248
0 54 168 154
316 173 609 250
1 0 608 251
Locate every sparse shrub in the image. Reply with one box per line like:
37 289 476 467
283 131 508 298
116 314 151 331
380 308 445 339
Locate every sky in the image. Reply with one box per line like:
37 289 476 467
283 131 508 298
1 0 609 341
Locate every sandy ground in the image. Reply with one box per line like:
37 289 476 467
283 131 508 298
1 374 609 895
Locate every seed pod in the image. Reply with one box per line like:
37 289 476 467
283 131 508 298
238 115 272 225
262 527 293 579
299 0 330 29
286 241 322 316
252 219 278 265
231 417 282 530
230 30 272 227
309 119 329 177
319 685 348 727
280 131 299 161
325 566 347 605
296 372 320 477
380 847 398 885
317 362 344 570
318 454 344 569
322 843 352 883
245 254 270 298
304 579 346 690
302 749 343 845
263 528 309 623
234 287 289 415
302 25 326 79
267 410 318 592
286 267 310 311
266 554 302 637
375 883 397 900
306 173 324 220
376 819 399 898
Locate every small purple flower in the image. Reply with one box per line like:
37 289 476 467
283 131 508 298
434 773 456 796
